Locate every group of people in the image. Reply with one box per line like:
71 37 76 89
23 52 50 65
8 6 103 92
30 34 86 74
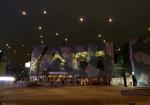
77 77 89 86
76 76 111 86
48 77 72 86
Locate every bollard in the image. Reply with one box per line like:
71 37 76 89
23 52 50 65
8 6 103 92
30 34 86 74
128 102 135 105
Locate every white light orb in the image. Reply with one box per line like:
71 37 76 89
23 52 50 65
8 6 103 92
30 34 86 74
56 33 59 36
98 34 102 38
43 10 47 14
65 38 68 42
8 46 11 49
108 18 113 22
41 40 44 44
103 40 106 43
38 26 42 30
14 50 17 53
22 44 25 47
22 11 27 16
80 17 84 22
6 43 9 47
25 61 31 68
40 35 43 38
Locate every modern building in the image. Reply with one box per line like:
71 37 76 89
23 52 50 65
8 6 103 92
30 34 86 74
130 36 150 86
30 43 114 85
112 36 150 86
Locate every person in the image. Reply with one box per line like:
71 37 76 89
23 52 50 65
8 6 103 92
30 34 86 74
132 75 137 87
61 78 65 85
77 76 80 86
85 78 89 85
123 73 127 87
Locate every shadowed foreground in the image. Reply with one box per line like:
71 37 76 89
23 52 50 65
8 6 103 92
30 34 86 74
0 86 150 105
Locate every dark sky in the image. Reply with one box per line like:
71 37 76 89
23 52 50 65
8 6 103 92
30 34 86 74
0 0 150 66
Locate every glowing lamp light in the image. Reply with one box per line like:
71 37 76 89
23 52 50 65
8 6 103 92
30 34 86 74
79 17 84 22
40 35 43 38
41 40 44 44
103 40 106 43
43 10 47 14
38 26 42 30
65 38 68 42
22 11 27 16
0 77 15 82
132 71 135 75
22 44 25 47
69 75 72 78
8 46 11 49
98 34 102 38
14 50 17 53
25 62 30 68
148 27 150 31
109 18 112 22
6 43 9 47
108 18 113 23
56 33 59 36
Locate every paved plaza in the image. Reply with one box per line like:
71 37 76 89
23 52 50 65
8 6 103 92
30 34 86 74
0 86 150 105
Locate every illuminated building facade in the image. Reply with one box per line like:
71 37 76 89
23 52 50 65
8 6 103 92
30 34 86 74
30 43 114 83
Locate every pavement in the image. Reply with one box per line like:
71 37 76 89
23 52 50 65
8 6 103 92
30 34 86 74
0 86 150 105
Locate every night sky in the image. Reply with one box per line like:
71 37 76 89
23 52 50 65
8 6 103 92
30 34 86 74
0 0 150 67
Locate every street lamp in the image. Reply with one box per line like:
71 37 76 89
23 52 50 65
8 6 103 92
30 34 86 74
40 35 43 38
108 18 113 23
79 17 84 22
65 38 68 42
25 62 31 68
43 10 47 14
41 40 44 44
38 26 42 30
14 50 17 53
98 34 102 38
22 11 27 16
8 46 11 49
22 44 25 47
56 33 59 36
6 43 9 47
103 40 106 43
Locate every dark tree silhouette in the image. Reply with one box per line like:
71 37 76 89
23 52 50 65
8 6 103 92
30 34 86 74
96 57 104 71
80 61 88 69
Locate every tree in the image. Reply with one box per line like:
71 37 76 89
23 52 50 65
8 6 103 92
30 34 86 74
80 60 88 69
17 65 29 81
96 57 105 71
